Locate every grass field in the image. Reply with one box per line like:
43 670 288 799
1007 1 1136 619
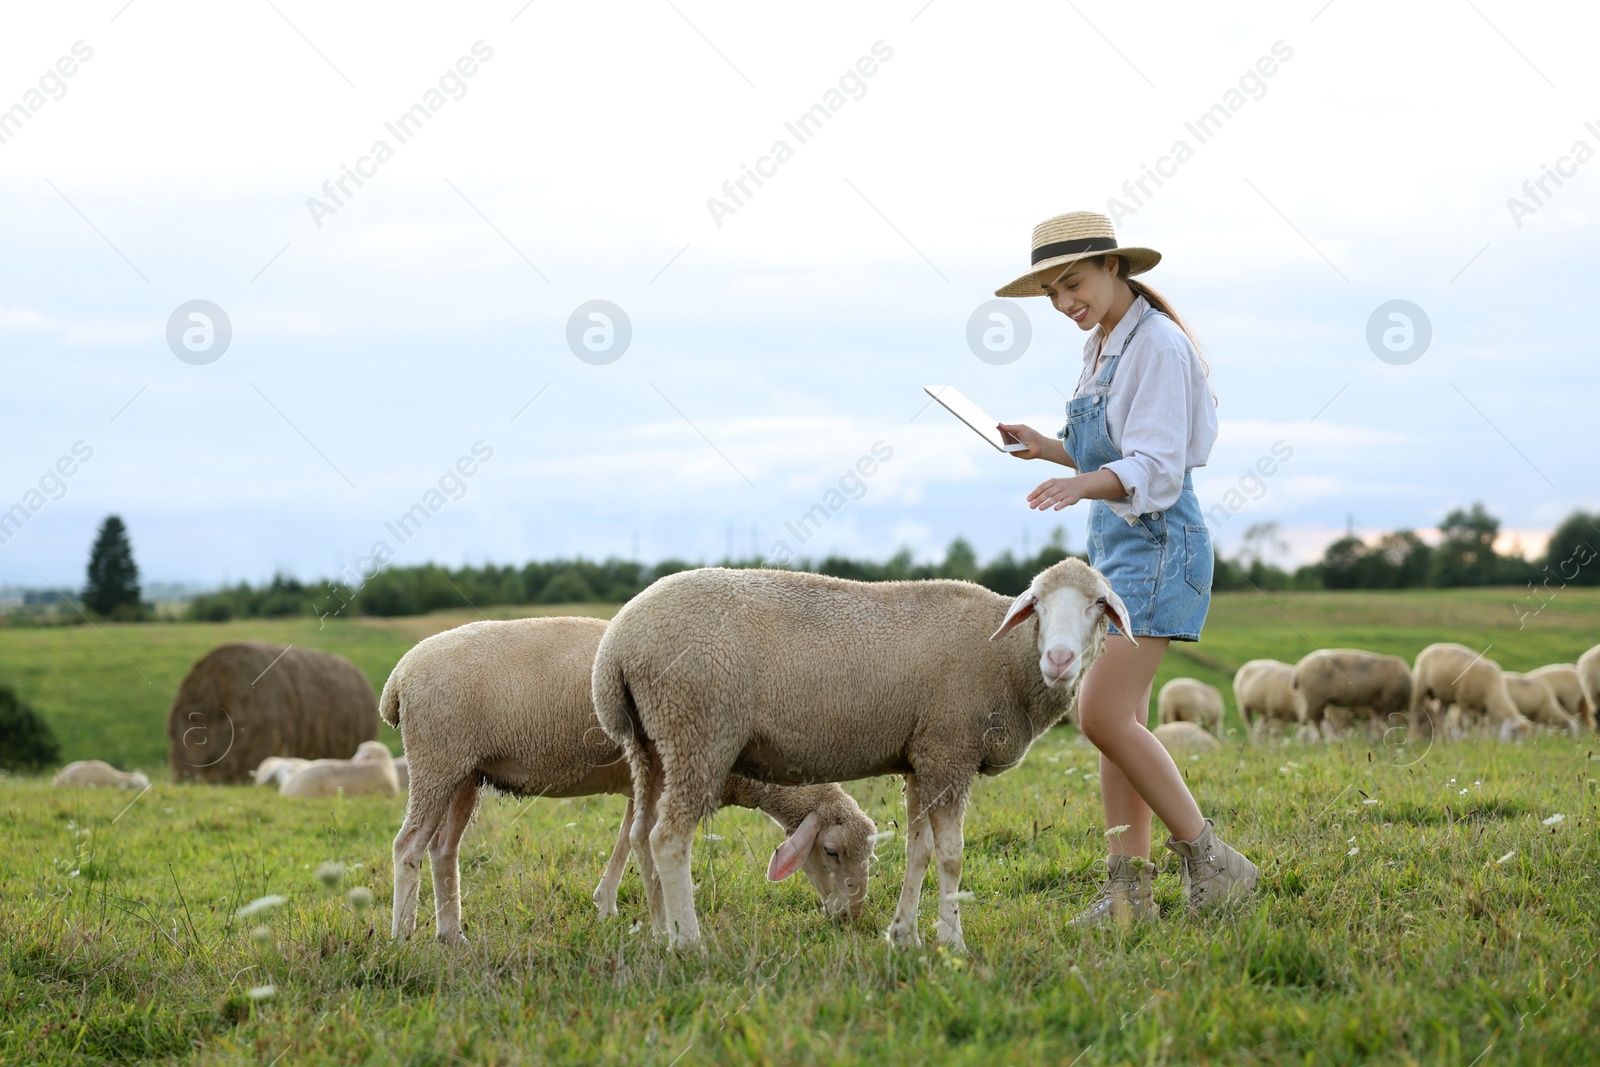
1 587 1597 1064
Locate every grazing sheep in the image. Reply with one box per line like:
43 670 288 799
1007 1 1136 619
593 559 1128 951
53 760 149 790
167 642 379 784
280 740 400 798
252 756 309 788
1291 649 1412 741
1527 663 1593 731
1153 721 1220 754
1232 659 1306 744
1410 643 1532 741
1576 646 1600 732
1156 678 1224 735
1502 672 1580 735
384 616 877 945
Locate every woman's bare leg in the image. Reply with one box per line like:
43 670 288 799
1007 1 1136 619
1077 635 1205 848
1097 677 1156 857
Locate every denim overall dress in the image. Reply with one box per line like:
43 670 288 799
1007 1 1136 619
1058 307 1213 641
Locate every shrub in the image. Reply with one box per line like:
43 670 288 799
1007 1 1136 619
0 686 61 772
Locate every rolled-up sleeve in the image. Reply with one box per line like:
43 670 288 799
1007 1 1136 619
1101 344 1190 515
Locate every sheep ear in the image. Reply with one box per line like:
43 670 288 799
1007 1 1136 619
767 812 822 882
1097 587 1137 646
990 590 1037 641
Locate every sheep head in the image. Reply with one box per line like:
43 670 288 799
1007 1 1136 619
766 790 878 921
990 558 1133 688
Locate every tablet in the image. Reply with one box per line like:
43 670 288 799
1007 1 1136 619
924 385 1028 453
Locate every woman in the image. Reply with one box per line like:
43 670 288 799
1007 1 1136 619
995 211 1259 925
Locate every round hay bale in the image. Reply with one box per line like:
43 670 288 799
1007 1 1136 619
167 642 378 783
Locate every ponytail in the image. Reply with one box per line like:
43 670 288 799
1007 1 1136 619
1099 255 1217 406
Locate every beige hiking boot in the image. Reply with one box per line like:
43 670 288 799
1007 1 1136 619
1165 818 1259 911
1070 853 1159 927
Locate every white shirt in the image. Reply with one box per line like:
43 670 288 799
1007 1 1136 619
1066 294 1218 520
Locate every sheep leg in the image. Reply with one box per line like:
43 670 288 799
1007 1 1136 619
428 778 480 945
926 798 969 953
648 801 704 948
629 760 668 933
391 796 448 940
886 773 935 948
593 797 634 918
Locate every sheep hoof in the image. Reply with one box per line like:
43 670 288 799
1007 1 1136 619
436 932 469 947
886 923 920 949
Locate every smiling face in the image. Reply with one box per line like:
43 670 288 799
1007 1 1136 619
1043 254 1129 333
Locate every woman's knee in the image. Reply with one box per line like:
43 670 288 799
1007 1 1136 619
1078 699 1133 748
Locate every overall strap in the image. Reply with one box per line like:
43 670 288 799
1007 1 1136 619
1094 306 1161 389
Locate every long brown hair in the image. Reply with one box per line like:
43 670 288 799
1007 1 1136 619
1098 254 1216 405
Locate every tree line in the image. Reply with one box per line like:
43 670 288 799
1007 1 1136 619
14 505 1598 625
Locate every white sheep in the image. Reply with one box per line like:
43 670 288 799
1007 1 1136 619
252 756 309 788
1526 663 1593 732
1292 649 1412 742
1501 671 1579 735
279 740 400 798
1231 659 1307 744
1410 643 1531 742
593 559 1128 951
1577 645 1600 732
1152 721 1220 754
1156 677 1224 736
382 616 877 945
53 760 150 790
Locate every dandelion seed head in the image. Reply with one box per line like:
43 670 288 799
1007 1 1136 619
346 887 374 911
237 895 287 919
314 862 345 889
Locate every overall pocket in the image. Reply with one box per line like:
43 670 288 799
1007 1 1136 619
1183 524 1214 594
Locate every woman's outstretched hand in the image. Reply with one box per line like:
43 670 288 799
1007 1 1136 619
1027 477 1084 511
996 422 1050 460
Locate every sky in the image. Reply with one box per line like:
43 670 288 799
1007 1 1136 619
1 0 1596 590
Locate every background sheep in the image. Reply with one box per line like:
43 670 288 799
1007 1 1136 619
1578 645 1600 732
167 642 378 784
384 616 876 945
1156 677 1224 735
593 559 1126 951
1502 672 1580 735
1153 721 1220 754
1232 659 1307 744
1526 663 1593 732
252 756 309 788
1291 649 1412 741
1411 643 1532 741
280 740 399 798
53 760 149 790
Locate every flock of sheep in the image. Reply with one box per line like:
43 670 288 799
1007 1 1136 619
46 559 1600 952
1218 644 1597 746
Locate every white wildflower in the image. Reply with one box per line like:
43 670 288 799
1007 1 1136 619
1105 824 1132 837
943 890 976 903
1347 836 1357 844
564 821 577 828
346 887 374 911
237 895 287 918
1362 798 1380 806
249 925 272 944
1459 788 1469 796
1347 846 1360 857
314 862 345 889
1496 850 1517 865
867 830 896 845
1064 767 1079 776
701 833 723 841
247 985 276 1001
1543 813 1566 827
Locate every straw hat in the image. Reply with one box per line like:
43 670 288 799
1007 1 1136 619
994 211 1161 298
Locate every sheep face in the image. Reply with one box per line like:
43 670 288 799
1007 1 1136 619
767 810 877 920
990 559 1133 687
